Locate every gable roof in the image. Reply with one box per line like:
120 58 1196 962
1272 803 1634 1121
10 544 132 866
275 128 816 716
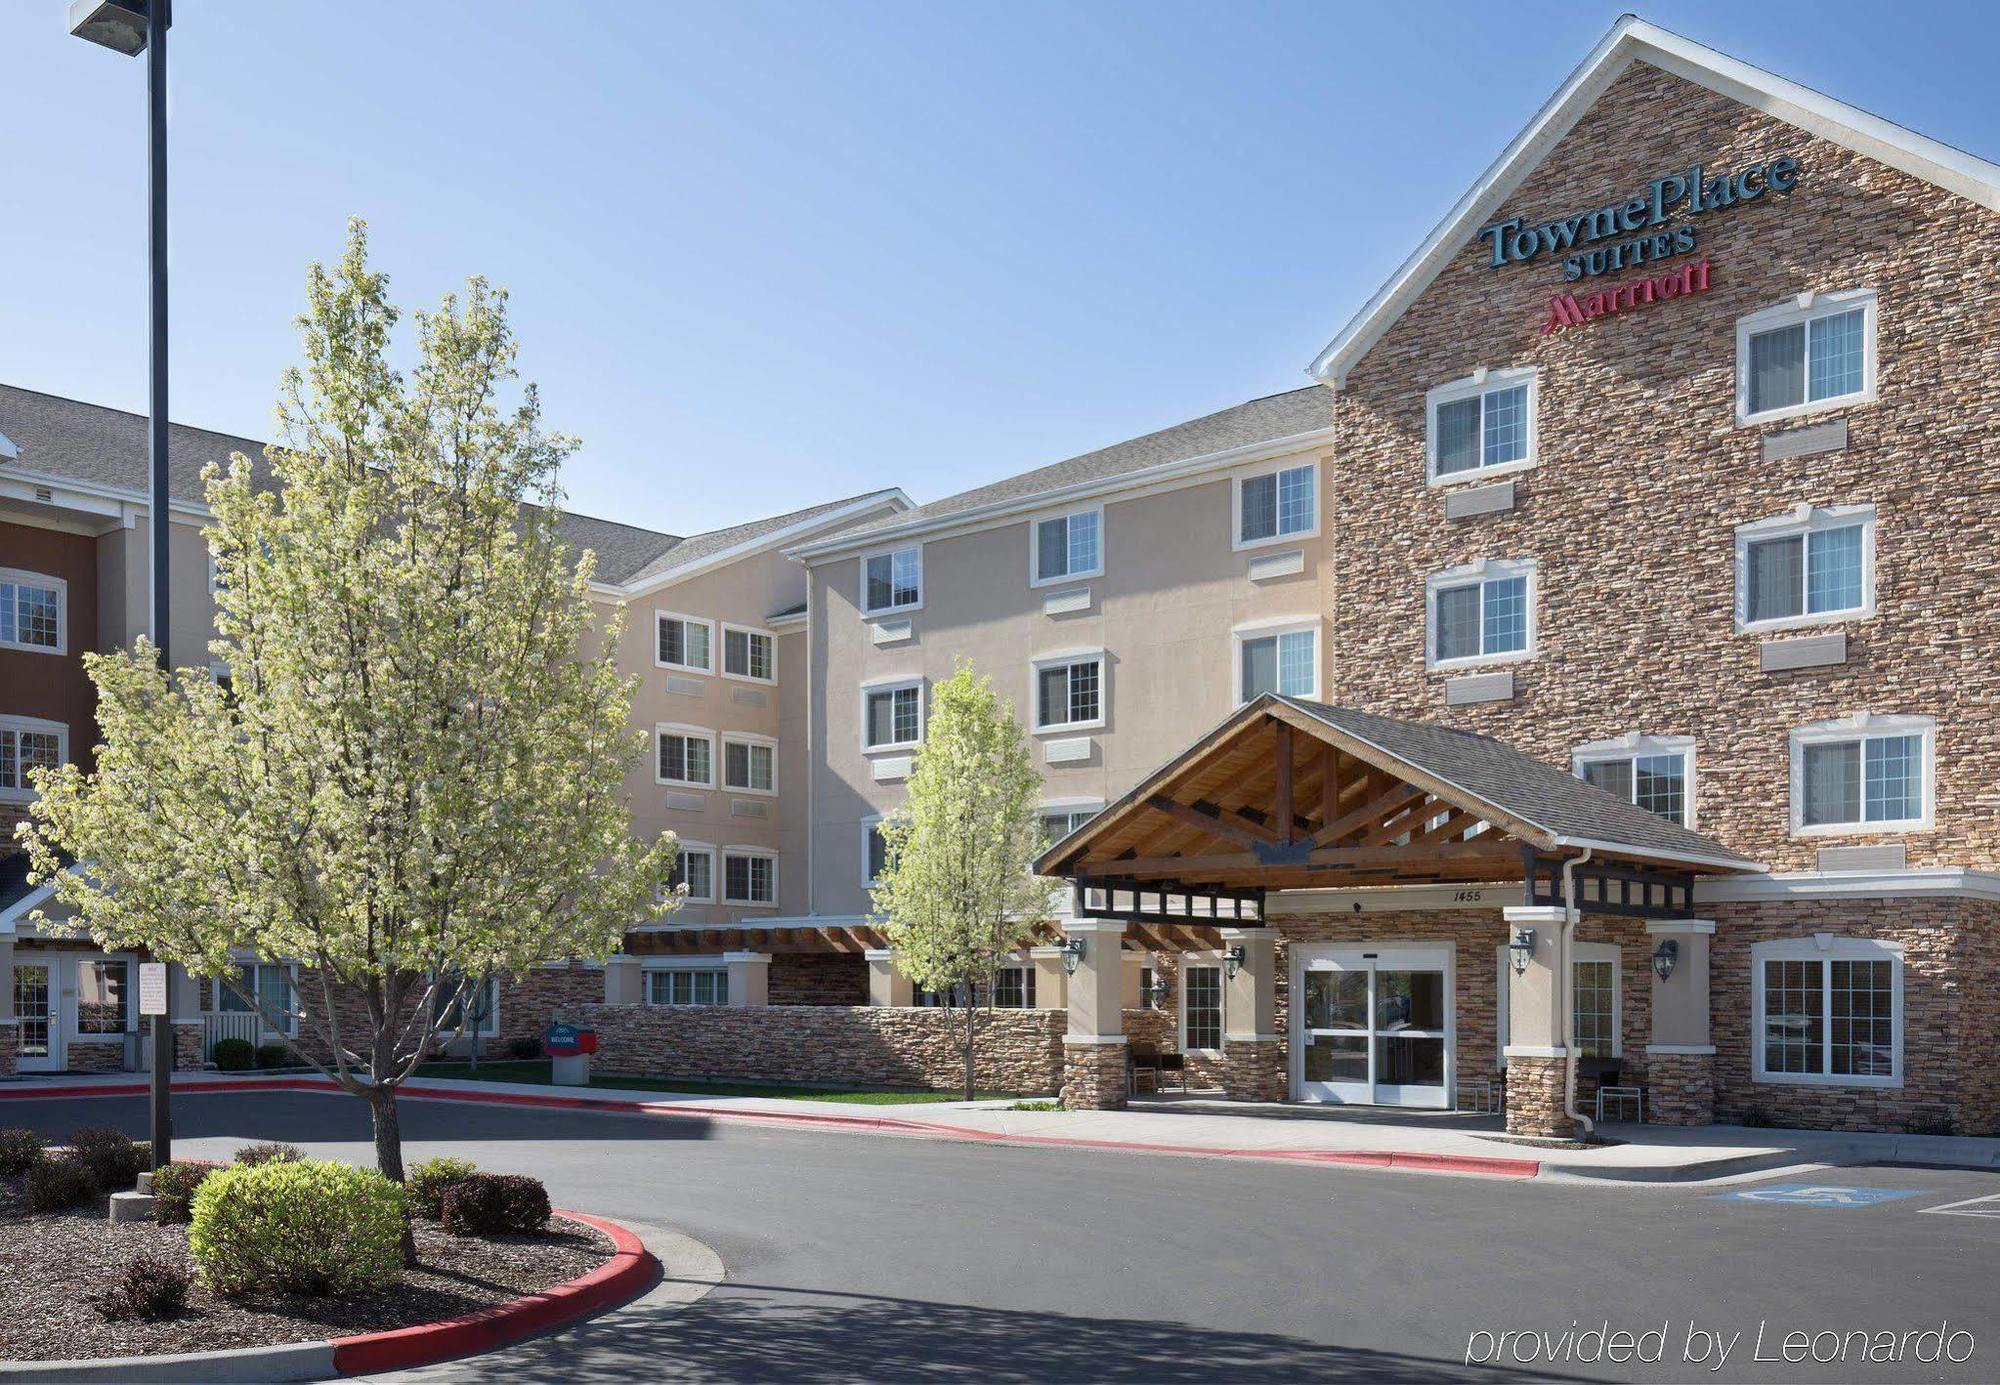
790 387 1334 559
1308 15 2000 387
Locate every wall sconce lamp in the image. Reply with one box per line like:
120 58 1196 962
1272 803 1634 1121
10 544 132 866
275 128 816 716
1058 937 1086 976
1509 927 1537 977
1148 973 1171 1008
1224 945 1246 980
1652 938 1680 982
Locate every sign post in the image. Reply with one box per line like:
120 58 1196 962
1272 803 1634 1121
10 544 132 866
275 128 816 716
138 961 170 1167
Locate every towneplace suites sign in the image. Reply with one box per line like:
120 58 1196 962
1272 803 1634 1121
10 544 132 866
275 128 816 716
1474 155 1799 334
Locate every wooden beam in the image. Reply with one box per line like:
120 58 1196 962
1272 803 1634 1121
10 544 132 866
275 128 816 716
1146 795 1276 849
1272 719 1294 845
1306 781 1427 849
1084 842 1525 878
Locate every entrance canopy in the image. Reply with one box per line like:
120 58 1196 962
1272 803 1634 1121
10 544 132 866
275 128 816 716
1037 696 1762 922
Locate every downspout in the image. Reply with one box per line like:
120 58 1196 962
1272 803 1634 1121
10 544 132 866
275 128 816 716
1561 847 1596 1138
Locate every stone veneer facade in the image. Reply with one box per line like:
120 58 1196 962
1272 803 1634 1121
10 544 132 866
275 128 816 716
1061 1040 1128 1110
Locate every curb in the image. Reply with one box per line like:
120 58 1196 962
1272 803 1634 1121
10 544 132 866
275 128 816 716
0 1209 658 1383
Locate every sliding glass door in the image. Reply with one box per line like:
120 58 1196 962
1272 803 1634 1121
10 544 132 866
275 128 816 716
1296 946 1453 1108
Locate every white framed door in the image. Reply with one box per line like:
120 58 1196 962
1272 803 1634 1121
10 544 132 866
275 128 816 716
1294 945 1454 1108
13 958 59 1073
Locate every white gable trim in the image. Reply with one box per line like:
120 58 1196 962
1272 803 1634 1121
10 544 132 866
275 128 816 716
1308 16 2000 388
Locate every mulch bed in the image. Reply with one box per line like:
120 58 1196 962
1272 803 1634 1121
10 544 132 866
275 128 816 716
0 1173 612 1363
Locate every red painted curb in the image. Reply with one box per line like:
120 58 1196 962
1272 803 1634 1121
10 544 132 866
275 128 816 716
329 1209 656 1377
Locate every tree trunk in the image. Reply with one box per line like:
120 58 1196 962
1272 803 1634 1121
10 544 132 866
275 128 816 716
963 1002 976 1102
368 1085 419 1266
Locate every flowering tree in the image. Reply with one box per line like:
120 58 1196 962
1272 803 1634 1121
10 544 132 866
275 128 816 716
870 664 1057 1099
18 221 676 1180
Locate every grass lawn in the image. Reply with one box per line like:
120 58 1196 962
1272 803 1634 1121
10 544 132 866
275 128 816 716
414 1060 1013 1104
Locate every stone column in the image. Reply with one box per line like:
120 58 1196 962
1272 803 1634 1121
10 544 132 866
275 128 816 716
725 952 770 1007
865 949 913 1007
1060 919 1126 1110
1030 946 1066 1010
0 938 15 1078
1501 905 1573 1139
1220 927 1284 1102
604 956 644 1007
1644 919 1716 1126
167 962 204 1070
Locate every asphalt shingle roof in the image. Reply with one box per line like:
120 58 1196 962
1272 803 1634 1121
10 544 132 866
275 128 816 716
832 386 1334 542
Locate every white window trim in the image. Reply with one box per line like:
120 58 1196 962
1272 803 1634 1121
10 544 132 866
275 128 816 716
69 952 139 1041
1179 952 1226 1055
1751 934 1903 1087
221 961 302 1038
654 722 717 789
1571 733 1697 830
1230 458 1321 553
1735 288 1879 426
721 846 780 908
672 840 717 904
720 731 779 796
642 958 731 1007
0 568 68 656
1495 942 1622 1066
0 714 68 805
1230 616 1322 704
1424 558 1538 672
1788 713 1935 837
860 543 924 617
989 960 1038 1009
1733 503 1877 634
719 622 778 685
653 610 716 674
861 815 887 889
1027 505 1105 588
1031 647 1107 734
860 676 925 753
1424 366 1539 487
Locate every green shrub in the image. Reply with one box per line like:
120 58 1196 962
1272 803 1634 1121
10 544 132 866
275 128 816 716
151 1162 216 1225
406 1156 479 1220
440 1173 550 1236
68 1126 144 1189
506 1035 543 1060
188 1159 406 1297
93 1255 192 1321
0 1128 45 1175
234 1141 304 1167
255 1042 294 1070
212 1037 255 1072
25 1153 98 1212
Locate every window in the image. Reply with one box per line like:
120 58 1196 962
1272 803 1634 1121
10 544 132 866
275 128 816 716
1495 943 1620 1062
1573 736 1694 828
1034 652 1104 731
722 736 777 794
863 681 923 750
1426 560 1534 669
1735 505 1874 631
863 819 889 886
722 625 775 682
0 570 66 654
723 850 777 906
1182 962 1223 1051
656 725 715 787
670 843 715 902
220 963 298 1034
434 970 498 1038
648 968 730 1006
1753 937 1900 1085
1789 715 1933 835
1039 804 1099 848
1139 965 1159 1009
991 965 1037 1009
1427 369 1536 483
1032 509 1102 585
654 612 713 672
1235 621 1318 702
75 960 130 1035
862 546 922 615
1737 290 1876 423
1235 463 1318 548
0 717 65 804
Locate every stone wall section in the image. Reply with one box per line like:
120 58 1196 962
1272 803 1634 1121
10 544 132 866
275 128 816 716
1061 1040 1128 1110
579 1001 1064 1094
769 953 867 1006
0 1023 15 1078
1646 1052 1716 1126
1328 59 2000 875
1504 1055 1571 1138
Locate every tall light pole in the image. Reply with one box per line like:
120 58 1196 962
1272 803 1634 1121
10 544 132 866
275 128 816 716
69 0 173 1171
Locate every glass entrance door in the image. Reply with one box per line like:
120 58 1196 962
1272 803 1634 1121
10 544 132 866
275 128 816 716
14 961 56 1073
1297 947 1451 1108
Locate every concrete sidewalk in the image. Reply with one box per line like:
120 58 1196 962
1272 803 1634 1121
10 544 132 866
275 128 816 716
7 1069 1997 1185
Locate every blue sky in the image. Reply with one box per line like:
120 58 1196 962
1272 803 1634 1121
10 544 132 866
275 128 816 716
3 1 1996 535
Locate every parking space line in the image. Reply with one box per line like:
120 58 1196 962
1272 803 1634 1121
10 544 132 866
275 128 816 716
1918 1193 2000 1218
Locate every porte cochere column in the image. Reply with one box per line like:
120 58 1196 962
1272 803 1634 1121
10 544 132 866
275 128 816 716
1060 919 1126 1110
1501 905 1573 1139
1644 919 1716 1125
1220 926 1284 1102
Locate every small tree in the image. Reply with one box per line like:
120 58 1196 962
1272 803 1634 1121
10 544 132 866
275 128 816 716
871 664 1057 1099
18 220 676 1181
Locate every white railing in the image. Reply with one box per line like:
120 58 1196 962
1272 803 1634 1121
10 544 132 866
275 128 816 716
202 1011 260 1059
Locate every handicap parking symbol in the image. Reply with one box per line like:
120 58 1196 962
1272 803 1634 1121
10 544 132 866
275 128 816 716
1710 1182 1923 1207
